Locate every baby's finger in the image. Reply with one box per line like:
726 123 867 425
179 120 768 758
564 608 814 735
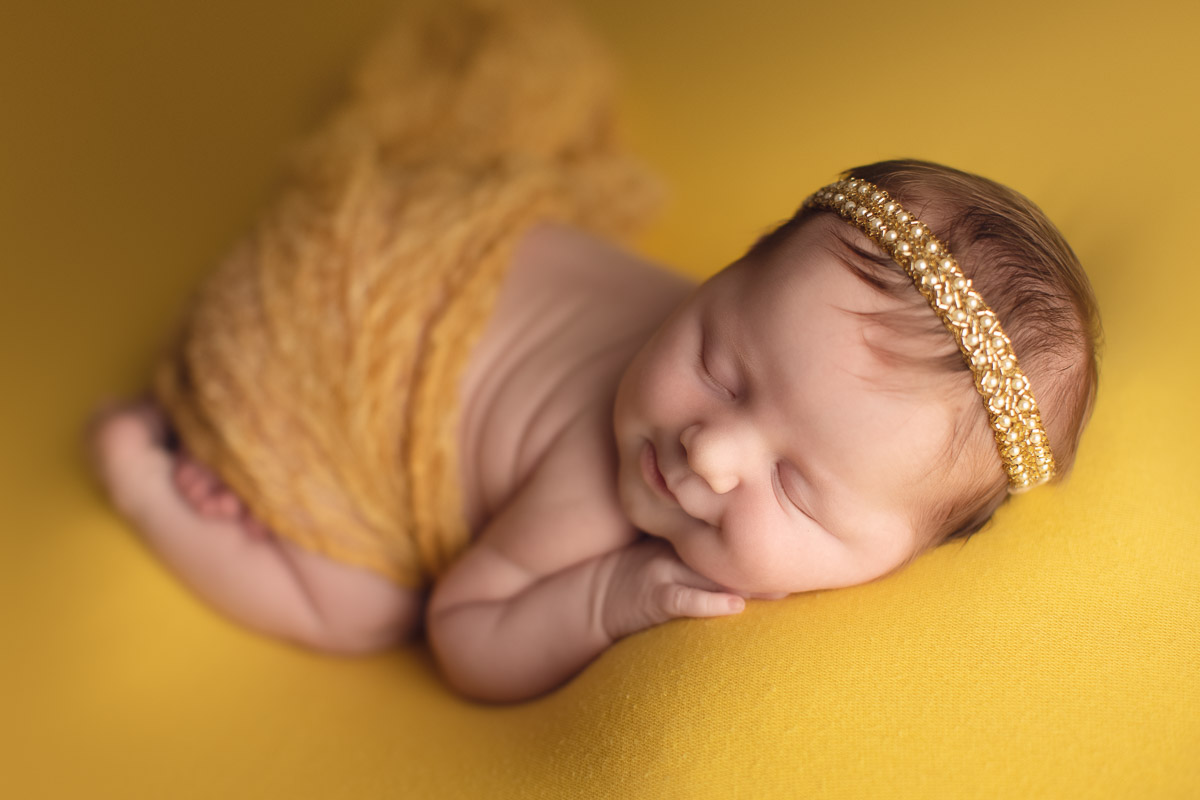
655 584 745 619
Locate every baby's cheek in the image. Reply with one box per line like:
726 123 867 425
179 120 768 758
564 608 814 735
705 523 794 591
640 355 686 401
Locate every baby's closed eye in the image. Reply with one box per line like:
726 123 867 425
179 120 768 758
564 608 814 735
772 462 804 516
697 329 737 400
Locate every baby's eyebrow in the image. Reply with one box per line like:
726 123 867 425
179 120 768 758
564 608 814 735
703 306 759 377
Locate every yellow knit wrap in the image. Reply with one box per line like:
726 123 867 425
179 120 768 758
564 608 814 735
153 0 661 587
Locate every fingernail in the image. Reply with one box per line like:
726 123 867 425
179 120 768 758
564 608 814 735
728 597 745 612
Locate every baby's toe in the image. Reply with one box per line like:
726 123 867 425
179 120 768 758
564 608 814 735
240 514 274 541
173 461 200 495
194 493 219 517
173 458 195 488
213 491 242 520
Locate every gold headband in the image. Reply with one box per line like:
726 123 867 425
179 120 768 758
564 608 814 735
804 178 1055 491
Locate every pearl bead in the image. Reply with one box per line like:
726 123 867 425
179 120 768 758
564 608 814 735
807 177 1056 489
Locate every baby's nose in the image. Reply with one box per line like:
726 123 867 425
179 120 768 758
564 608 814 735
701 471 739 495
680 423 740 494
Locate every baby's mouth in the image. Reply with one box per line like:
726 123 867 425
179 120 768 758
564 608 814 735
641 440 678 503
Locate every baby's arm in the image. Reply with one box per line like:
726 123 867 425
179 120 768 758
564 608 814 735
427 416 744 703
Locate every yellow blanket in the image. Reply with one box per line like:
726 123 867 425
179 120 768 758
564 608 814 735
153 0 661 587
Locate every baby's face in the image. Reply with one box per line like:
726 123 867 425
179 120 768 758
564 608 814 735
613 220 964 594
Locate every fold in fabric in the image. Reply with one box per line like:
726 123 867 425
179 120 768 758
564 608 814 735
154 0 661 587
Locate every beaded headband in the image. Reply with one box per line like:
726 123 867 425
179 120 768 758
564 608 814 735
804 178 1055 491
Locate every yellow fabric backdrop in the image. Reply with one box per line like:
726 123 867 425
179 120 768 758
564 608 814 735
2 1 1196 797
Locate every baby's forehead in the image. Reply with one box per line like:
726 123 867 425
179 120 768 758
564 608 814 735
730 229 960 380
713 254 905 368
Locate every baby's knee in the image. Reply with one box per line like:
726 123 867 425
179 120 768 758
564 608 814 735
302 593 421 656
278 543 424 655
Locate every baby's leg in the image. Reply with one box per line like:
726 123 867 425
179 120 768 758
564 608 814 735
88 399 422 654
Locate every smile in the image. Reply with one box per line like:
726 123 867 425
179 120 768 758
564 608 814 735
641 440 677 503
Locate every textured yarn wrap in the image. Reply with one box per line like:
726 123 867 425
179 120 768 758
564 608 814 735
153 0 662 588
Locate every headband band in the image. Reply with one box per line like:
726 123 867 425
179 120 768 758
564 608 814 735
804 178 1055 491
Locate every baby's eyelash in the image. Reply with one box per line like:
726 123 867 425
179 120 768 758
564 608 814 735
698 332 735 400
699 356 735 399
774 463 814 521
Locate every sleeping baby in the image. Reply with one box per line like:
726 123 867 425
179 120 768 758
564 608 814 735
87 1 1101 702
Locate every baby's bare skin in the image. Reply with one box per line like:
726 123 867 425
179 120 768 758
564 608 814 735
90 223 710 674
90 400 422 654
454 223 694 534
425 218 970 700
92 218 973 701
172 452 270 539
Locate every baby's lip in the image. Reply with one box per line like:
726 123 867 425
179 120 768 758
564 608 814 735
642 440 678 503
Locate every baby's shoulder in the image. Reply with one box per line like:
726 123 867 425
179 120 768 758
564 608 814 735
510 223 692 319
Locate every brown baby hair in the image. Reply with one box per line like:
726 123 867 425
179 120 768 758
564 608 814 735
746 159 1103 550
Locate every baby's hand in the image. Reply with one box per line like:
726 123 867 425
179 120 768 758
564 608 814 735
598 538 745 642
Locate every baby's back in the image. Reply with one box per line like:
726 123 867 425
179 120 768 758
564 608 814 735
455 223 692 536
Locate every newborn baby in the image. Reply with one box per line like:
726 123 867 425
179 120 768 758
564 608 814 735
90 158 1101 702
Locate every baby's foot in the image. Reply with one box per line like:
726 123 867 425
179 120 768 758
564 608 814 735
87 397 174 516
174 451 243 520
172 452 275 540
88 398 273 540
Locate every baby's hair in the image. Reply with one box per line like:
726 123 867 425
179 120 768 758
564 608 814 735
746 159 1103 550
